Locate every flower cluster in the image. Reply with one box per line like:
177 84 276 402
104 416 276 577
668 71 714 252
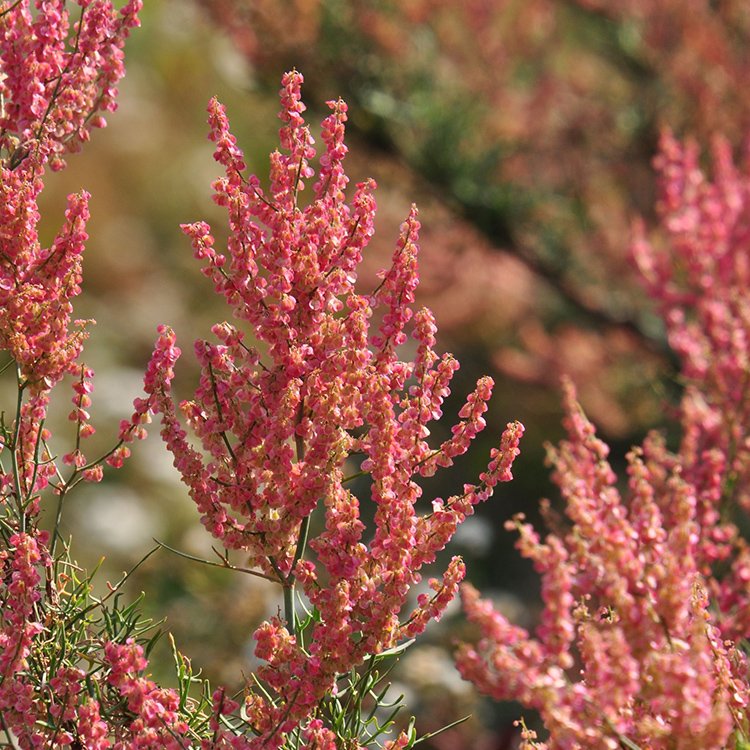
0 0 143 422
198 0 750 441
0 0 142 171
135 70 524 746
105 639 190 749
633 131 750 628
0 532 48 741
455 132 750 747
0 4 215 749
0 0 143 528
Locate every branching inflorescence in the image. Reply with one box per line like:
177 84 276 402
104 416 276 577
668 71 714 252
455 131 750 749
126 70 523 747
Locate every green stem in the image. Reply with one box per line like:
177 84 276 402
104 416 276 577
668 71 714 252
292 514 310 572
10 365 26 532
281 396 309 636
154 539 276 583
283 582 295 634
51 487 67 557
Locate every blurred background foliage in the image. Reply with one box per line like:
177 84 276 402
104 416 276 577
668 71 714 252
26 0 750 746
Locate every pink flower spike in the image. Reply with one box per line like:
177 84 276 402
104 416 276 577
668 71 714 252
140 71 527 743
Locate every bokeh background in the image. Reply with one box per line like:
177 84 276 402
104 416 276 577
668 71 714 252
25 1 750 746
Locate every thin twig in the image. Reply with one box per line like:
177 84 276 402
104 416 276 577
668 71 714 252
154 538 277 583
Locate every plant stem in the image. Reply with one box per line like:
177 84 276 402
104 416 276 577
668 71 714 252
284 582 295 634
10 365 25 532
285 396 308 636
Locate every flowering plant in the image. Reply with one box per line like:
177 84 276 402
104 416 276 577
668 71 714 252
4 1 750 749
131 68 524 747
0 2 524 746
456 132 750 748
